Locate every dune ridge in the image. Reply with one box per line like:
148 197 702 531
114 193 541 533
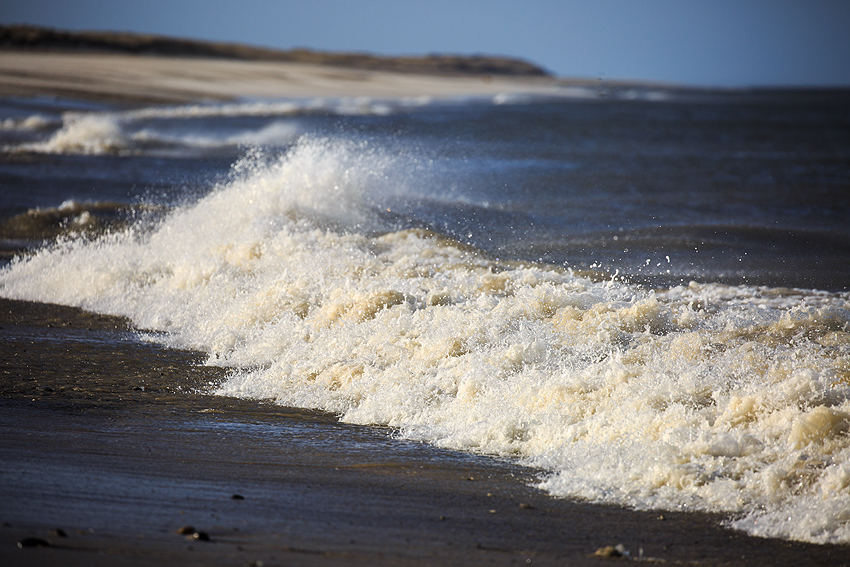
0 24 550 77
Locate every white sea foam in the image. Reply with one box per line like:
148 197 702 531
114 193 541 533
0 114 60 131
7 97 402 155
3 89 638 156
28 113 130 154
1 136 849 544
16 110 304 155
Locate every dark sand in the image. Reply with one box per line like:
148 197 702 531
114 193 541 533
0 297 847 566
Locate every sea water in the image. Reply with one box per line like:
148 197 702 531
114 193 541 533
1 87 849 544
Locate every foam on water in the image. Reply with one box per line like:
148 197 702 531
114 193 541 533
1 136 849 544
1 86 676 157
3 97 405 156
11 111 302 156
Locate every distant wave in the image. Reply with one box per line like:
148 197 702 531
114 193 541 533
1 89 677 157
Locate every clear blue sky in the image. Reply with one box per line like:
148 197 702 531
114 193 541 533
4 0 849 87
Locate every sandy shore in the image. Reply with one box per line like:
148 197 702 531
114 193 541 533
0 299 846 566
0 51 570 105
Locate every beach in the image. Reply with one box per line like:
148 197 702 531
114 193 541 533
1 297 846 566
1 42 849 566
0 51 566 104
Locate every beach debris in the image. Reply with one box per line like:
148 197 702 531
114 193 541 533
518 502 535 509
593 544 629 558
177 526 210 541
178 525 211 541
17 537 51 548
231 493 245 500
49 528 68 537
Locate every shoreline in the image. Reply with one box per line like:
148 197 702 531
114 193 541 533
1 297 847 565
0 51 567 106
1 51 843 111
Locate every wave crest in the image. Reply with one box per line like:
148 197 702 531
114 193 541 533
2 138 849 545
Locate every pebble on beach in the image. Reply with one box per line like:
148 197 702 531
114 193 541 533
593 544 628 558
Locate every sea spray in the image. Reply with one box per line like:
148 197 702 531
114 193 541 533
1 135 849 545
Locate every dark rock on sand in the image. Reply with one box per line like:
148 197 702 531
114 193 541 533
17 537 51 548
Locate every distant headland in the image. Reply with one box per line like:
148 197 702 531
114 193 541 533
0 24 550 77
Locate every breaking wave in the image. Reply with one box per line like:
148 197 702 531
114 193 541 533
1 136 849 544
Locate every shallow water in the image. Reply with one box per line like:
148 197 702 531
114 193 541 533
1 88 849 544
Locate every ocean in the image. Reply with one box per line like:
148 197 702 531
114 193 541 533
1 85 849 545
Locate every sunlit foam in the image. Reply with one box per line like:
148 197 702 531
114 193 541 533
1 136 848 545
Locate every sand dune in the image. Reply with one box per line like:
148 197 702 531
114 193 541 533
0 24 551 77
0 25 566 104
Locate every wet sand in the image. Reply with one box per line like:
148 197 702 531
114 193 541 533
1 298 847 566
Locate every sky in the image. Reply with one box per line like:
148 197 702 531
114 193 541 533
3 0 850 87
